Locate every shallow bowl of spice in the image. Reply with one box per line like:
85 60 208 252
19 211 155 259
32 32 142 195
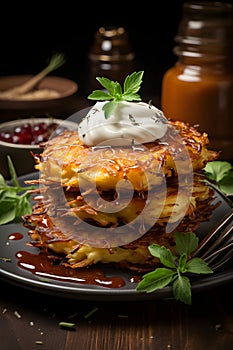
0 52 79 121
0 75 79 121
0 117 78 179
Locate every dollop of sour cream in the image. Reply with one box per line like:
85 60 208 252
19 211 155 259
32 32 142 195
78 101 168 146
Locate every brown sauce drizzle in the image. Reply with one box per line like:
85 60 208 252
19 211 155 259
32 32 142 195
8 232 24 240
16 250 126 288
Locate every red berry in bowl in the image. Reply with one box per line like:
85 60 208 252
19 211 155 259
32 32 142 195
0 120 61 145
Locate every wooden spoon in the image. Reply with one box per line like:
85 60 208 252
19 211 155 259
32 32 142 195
0 52 66 99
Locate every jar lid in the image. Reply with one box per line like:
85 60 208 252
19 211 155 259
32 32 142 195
98 26 126 38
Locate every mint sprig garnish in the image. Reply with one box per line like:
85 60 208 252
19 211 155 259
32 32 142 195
88 71 144 119
204 161 233 196
136 232 213 305
0 156 35 225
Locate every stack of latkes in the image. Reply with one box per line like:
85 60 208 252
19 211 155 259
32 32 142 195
23 119 219 272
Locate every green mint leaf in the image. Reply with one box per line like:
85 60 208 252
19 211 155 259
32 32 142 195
204 161 233 195
178 253 188 273
102 101 118 119
0 199 17 224
123 71 144 94
186 258 213 274
218 172 233 195
0 156 35 225
16 193 33 217
96 77 116 95
136 268 176 293
114 82 123 99
172 275 192 305
204 161 232 183
87 71 144 118
174 231 198 255
136 232 213 304
7 155 20 187
148 244 176 268
0 174 6 186
122 92 142 102
0 188 17 199
88 90 112 101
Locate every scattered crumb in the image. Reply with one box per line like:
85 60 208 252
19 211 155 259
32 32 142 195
58 322 76 330
14 310 22 319
0 256 11 261
35 340 43 345
67 312 79 319
84 306 98 319
215 323 222 331
117 314 128 318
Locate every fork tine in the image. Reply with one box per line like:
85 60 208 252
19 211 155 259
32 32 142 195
201 218 233 259
207 242 233 271
204 241 233 264
191 208 233 258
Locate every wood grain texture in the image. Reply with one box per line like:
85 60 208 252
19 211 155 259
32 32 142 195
0 280 233 350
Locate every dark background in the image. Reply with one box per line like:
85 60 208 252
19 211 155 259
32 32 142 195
0 0 186 101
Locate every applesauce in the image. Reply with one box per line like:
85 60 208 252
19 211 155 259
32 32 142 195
161 1 233 160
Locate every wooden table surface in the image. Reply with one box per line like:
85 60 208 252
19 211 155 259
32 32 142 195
0 276 233 350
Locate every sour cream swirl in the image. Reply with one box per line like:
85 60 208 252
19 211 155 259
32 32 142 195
78 101 168 146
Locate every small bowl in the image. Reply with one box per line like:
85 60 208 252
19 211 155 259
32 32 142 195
0 75 78 121
0 117 78 179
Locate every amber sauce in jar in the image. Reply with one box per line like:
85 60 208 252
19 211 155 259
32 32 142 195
161 1 233 160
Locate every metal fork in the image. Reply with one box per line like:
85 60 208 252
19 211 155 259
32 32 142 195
191 208 233 271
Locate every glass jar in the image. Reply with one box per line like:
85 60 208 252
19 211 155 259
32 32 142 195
88 26 135 91
161 1 233 160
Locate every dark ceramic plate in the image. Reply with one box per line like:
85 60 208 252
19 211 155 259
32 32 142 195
0 172 232 301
